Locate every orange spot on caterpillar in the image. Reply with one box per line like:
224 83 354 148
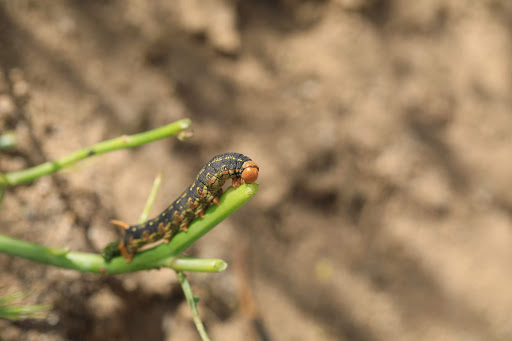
158 222 166 234
188 197 198 209
110 219 130 230
201 192 207 198
173 210 182 222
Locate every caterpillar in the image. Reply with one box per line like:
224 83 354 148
102 152 259 262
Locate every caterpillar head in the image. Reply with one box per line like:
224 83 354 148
241 161 259 184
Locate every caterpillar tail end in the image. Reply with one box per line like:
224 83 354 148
102 241 121 262
110 219 130 230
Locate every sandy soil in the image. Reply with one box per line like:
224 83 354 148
1 1 512 340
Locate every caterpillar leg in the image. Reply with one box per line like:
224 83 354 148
163 230 175 243
232 177 243 188
118 242 134 262
213 196 220 206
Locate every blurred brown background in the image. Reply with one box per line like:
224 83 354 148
1 0 512 340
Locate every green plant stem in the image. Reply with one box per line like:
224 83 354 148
178 272 211 341
0 292 51 320
139 172 162 223
0 119 191 186
0 236 226 274
164 257 227 272
0 183 258 274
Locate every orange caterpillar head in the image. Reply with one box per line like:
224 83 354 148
241 160 259 184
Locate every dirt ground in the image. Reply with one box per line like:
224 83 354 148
1 0 512 340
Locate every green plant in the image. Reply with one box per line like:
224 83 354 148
0 291 51 321
0 119 258 341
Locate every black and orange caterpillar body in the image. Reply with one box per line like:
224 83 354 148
103 152 259 262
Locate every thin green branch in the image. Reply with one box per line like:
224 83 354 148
0 292 51 320
0 184 258 274
139 172 163 223
164 257 227 272
0 119 191 186
178 272 211 341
